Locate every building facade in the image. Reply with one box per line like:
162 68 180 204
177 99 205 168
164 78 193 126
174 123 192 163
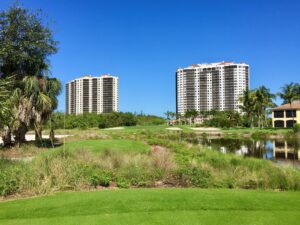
66 74 119 114
176 62 249 115
272 100 300 128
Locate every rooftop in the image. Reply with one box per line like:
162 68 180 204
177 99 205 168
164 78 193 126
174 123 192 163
272 100 300 110
177 61 249 70
67 74 118 83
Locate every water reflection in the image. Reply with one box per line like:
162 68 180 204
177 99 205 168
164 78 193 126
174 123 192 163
198 137 300 168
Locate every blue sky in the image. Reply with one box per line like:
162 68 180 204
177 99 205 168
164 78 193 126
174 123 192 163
1 0 300 116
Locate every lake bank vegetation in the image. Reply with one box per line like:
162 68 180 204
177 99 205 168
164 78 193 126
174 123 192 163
1 128 300 199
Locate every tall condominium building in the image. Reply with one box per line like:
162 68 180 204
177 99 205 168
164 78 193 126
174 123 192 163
176 62 249 115
66 74 119 114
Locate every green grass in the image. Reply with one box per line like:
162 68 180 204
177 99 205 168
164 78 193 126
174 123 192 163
221 127 289 134
58 139 150 153
1 188 300 225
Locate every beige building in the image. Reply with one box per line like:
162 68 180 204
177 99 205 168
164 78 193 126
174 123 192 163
66 74 119 115
176 62 249 115
272 100 300 128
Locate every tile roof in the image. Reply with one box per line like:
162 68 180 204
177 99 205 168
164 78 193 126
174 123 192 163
272 100 300 110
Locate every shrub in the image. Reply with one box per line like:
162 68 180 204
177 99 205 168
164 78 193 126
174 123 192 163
0 168 20 196
293 123 300 134
116 177 129 188
90 172 111 187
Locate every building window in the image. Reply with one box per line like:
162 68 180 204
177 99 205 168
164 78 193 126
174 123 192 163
274 120 284 128
285 110 296 118
274 110 284 118
286 120 296 128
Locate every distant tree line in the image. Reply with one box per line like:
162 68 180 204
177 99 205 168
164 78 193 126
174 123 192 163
45 112 165 130
165 83 300 128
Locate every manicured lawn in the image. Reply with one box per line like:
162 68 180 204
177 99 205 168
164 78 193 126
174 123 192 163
1 189 300 225
58 139 150 153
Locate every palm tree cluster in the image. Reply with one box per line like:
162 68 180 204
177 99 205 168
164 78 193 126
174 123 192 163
164 111 176 120
0 5 61 147
239 86 276 128
240 83 300 128
184 109 199 125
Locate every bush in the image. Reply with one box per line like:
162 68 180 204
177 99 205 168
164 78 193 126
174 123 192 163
116 177 129 188
98 117 109 129
0 168 20 196
293 123 300 134
90 172 112 187
203 110 242 128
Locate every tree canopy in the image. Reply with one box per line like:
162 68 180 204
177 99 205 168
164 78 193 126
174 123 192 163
0 5 58 79
0 4 60 146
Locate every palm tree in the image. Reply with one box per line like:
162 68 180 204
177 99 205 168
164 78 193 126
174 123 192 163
239 89 256 128
11 75 61 145
31 76 61 142
164 111 172 120
255 86 276 128
164 111 177 126
10 76 47 145
169 112 176 120
185 109 198 125
278 82 300 126
240 87 275 128
0 78 12 114
44 77 62 142
0 77 14 146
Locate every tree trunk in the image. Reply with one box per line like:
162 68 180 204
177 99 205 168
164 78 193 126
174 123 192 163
14 123 27 147
34 111 43 144
49 127 55 144
35 124 43 143
1 126 12 147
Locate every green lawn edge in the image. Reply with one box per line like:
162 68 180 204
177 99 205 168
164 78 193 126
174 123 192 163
1 188 300 225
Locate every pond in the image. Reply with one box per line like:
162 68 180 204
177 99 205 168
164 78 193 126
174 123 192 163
197 137 300 168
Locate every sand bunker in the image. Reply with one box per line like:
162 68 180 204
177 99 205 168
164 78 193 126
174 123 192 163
166 127 182 131
190 127 220 132
104 127 125 130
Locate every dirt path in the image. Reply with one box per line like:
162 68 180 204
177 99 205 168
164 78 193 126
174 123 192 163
0 134 71 145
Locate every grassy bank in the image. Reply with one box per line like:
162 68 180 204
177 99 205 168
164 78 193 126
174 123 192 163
1 126 299 198
1 188 300 225
1 127 300 198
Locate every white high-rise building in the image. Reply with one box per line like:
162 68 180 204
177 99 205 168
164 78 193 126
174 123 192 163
176 62 249 115
66 74 119 114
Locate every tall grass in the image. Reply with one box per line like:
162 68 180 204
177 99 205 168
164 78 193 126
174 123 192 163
0 145 176 197
1 129 300 198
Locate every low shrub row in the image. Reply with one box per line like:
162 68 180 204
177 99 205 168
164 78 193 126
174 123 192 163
46 112 165 129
